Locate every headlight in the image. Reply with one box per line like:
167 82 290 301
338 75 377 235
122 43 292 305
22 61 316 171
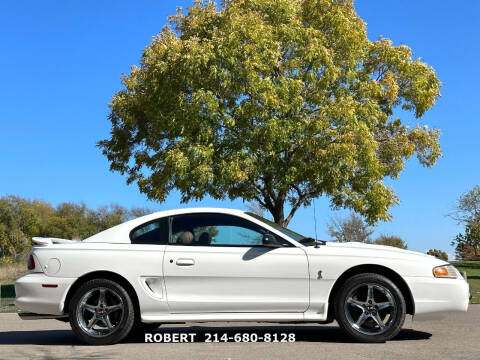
433 265 460 279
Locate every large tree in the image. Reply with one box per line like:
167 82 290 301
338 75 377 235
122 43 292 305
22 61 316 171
99 0 441 226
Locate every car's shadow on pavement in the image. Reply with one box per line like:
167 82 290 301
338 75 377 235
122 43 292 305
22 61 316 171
0 325 431 346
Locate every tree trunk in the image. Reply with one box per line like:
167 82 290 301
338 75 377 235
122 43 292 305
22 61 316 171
257 185 304 227
267 197 304 228
270 201 286 227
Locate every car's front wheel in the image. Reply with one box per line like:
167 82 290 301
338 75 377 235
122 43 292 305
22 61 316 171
69 278 135 345
334 273 406 342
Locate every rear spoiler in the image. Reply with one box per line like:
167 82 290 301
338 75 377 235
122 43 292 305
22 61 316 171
32 237 77 246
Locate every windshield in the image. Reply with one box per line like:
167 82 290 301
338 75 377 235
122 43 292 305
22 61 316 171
245 212 306 242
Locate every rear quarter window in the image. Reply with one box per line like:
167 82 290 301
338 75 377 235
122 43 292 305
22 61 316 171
130 217 169 245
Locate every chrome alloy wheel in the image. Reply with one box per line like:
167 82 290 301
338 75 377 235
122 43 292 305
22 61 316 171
344 283 396 336
76 287 124 337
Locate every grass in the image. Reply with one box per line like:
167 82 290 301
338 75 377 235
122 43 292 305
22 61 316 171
452 261 480 304
0 297 15 313
0 261 27 313
0 261 27 285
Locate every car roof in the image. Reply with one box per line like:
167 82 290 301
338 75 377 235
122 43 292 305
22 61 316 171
83 207 301 247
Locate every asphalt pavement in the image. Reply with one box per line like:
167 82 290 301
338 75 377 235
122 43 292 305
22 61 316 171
0 306 479 360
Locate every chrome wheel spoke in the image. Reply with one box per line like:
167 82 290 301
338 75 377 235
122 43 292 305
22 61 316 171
347 297 365 311
355 312 369 327
86 316 97 329
376 301 393 310
81 302 97 314
105 315 114 329
98 288 107 306
366 285 374 303
371 312 386 329
106 304 122 314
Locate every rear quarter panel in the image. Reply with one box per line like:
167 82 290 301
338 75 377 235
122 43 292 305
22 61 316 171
31 243 168 316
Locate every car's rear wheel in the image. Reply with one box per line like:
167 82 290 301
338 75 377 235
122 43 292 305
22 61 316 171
334 273 406 342
69 278 135 345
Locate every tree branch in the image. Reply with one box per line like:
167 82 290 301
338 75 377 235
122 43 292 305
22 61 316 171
284 197 306 226
252 195 268 210
253 180 275 211
290 183 305 199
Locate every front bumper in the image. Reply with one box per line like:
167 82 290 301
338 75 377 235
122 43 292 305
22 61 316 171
404 276 470 320
15 273 76 316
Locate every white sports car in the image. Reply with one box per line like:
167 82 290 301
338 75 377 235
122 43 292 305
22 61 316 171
15 208 469 345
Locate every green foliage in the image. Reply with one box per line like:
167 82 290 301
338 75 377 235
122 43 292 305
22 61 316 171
0 195 153 259
373 234 407 249
452 222 480 260
99 0 441 226
452 260 480 269
0 196 40 259
327 212 373 243
0 256 15 266
452 261 480 304
426 248 448 261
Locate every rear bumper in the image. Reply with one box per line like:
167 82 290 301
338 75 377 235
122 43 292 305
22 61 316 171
15 273 76 316
404 276 470 320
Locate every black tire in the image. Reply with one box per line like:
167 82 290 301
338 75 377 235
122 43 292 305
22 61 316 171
69 278 135 345
334 273 406 343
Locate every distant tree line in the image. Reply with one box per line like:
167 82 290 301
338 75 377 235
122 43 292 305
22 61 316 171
427 249 448 261
0 195 152 261
327 213 408 249
327 213 447 260
326 185 480 261
3 185 480 262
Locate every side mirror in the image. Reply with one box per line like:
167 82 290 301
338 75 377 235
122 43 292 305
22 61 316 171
262 233 281 248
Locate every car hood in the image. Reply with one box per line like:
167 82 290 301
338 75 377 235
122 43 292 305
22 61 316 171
303 241 449 278
317 241 441 262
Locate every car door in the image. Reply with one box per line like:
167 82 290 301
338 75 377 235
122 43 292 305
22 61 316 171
163 213 309 313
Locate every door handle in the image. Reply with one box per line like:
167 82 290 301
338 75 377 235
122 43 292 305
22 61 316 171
175 258 195 266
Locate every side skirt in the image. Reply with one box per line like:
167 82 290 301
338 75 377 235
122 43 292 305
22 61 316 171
141 312 329 323
18 312 69 320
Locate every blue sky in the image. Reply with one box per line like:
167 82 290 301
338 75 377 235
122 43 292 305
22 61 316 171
1 1 479 257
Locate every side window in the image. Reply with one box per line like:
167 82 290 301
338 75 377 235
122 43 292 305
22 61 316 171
130 218 169 245
170 213 291 247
